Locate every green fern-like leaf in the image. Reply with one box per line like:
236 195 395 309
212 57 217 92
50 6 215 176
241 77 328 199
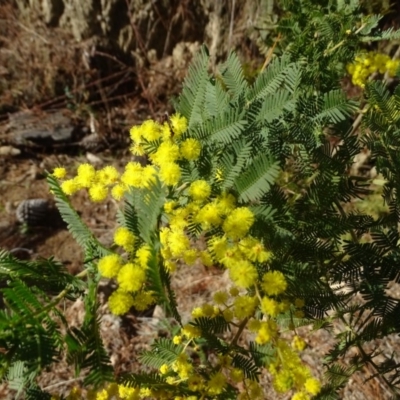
234 154 280 202
47 174 109 257
177 45 210 129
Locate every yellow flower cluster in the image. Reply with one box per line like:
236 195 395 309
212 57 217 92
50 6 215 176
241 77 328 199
160 185 272 290
97 227 154 315
56 382 151 400
51 114 322 399
269 340 321 399
347 52 400 87
163 275 318 399
53 113 200 202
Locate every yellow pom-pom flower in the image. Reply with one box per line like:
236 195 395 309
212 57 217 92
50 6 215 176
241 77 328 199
136 245 152 268
121 162 143 188
304 378 321 395
111 183 127 200
132 290 155 311
207 372 227 396
159 162 181 186
108 290 134 315
292 335 306 351
98 254 122 278
180 138 201 160
188 180 211 201
114 226 135 252
117 263 146 292
261 296 280 316
76 163 96 188
140 119 162 142
88 183 108 202
129 125 142 142
52 167 67 179
96 166 119 185
170 113 188 137
233 295 258 319
229 260 258 288
223 207 255 239
61 178 80 195
262 270 287 296
196 203 222 228
150 141 180 166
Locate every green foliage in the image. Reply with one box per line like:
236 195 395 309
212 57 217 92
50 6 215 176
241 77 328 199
2 1 400 398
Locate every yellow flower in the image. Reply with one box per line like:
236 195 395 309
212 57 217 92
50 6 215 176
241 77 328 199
180 138 201 160
132 290 155 310
181 324 201 338
207 372 226 395
121 162 143 187
208 235 228 259
188 374 204 392
96 389 108 400
119 384 141 399
304 378 321 395
222 308 234 322
160 364 169 374
229 260 258 288
129 125 142 142
230 368 244 383
173 335 182 344
98 254 122 278
240 236 271 263
167 230 190 257
292 335 306 351
88 183 108 202
233 295 258 319
141 165 158 188
261 296 280 316
117 263 146 292
196 203 222 228
96 166 119 185
216 193 236 215
136 245 152 268
223 207 255 239
150 141 180 166
291 392 310 400
114 226 135 252
111 183 127 200
183 249 198 266
188 180 211 201
76 163 96 188
52 167 67 179
140 119 161 141
262 270 287 296
61 178 80 195
108 290 134 315
159 162 181 186
199 250 214 267
170 113 188 137
129 142 146 156
255 320 278 344
164 200 177 214
213 291 228 305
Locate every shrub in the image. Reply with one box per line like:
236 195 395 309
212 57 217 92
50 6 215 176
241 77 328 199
1 1 400 399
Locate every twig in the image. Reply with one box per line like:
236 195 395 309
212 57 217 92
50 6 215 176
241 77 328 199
228 0 236 51
42 377 84 391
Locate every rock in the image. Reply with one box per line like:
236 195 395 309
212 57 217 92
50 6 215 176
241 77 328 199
15 199 51 226
7 110 75 145
0 146 21 156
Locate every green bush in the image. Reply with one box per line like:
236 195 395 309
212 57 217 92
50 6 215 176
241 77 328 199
1 1 400 399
